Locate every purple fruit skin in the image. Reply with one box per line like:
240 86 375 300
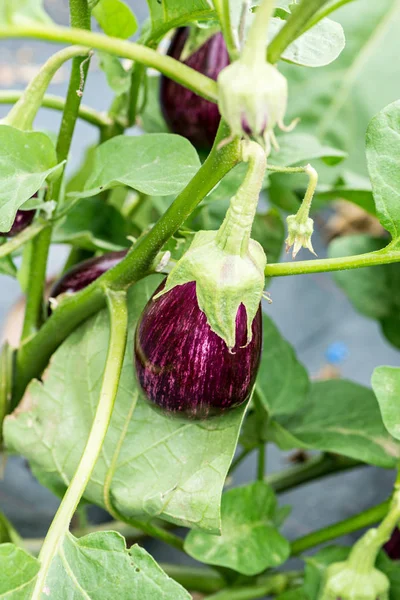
50 250 127 297
384 527 400 560
0 209 36 238
160 28 229 148
134 280 262 419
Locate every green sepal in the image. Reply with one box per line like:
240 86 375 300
320 562 389 600
155 230 266 349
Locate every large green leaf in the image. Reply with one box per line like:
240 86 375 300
0 126 60 232
4 277 246 533
0 0 52 25
256 313 310 417
70 134 201 199
281 0 400 175
53 197 130 252
372 366 400 441
366 100 400 242
184 482 290 575
269 380 400 467
146 0 214 40
93 0 138 39
328 235 400 348
0 544 39 598
0 536 190 600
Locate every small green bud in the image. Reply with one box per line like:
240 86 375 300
154 230 266 350
217 61 289 151
320 561 389 600
285 214 316 258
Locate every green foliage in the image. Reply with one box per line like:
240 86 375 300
98 53 132 95
372 366 400 441
0 544 39 598
0 0 52 25
69 134 201 199
0 127 60 232
184 481 290 575
4 277 247 534
93 0 138 39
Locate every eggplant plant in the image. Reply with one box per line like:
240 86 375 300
1 0 400 599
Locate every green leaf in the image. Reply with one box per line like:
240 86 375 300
328 235 400 348
269 16 345 67
314 171 375 215
70 134 201 199
146 0 214 40
0 514 21 546
269 380 400 467
53 197 130 252
45 534 190 599
270 133 347 167
0 543 39 598
281 0 400 175
140 75 169 134
98 53 132 95
0 0 52 25
184 482 290 575
92 0 138 39
0 126 60 232
0 255 17 277
256 313 310 417
4 277 247 533
366 100 400 241
372 366 400 441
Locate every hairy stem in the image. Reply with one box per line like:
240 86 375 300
267 0 331 64
264 244 400 277
12 121 240 406
31 289 128 599
0 91 111 127
291 499 390 556
0 25 219 102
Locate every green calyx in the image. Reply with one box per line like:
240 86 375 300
154 141 267 350
285 164 318 258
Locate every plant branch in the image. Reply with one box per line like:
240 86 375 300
264 244 400 277
0 25 219 102
306 0 356 30
266 453 363 494
213 0 239 60
205 572 299 599
291 499 390 556
0 91 111 127
12 121 241 406
0 221 48 260
31 289 128 600
267 0 331 64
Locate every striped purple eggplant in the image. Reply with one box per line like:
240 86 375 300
50 250 127 298
0 209 36 238
134 279 262 419
160 28 229 149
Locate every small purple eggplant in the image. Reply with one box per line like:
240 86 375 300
134 280 262 419
160 28 229 149
0 209 36 238
384 527 400 560
50 250 127 299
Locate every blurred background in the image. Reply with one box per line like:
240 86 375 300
0 0 399 583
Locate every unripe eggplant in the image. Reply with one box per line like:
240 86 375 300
160 28 229 149
134 280 262 419
0 209 36 238
50 250 127 299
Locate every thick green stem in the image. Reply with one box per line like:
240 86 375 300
267 0 331 64
128 61 146 127
291 499 390 556
0 91 111 128
307 0 356 30
242 0 275 65
216 140 266 256
0 25 219 102
206 573 296 600
264 244 400 277
213 0 239 60
31 289 128 600
267 454 362 494
2 45 90 130
12 122 240 406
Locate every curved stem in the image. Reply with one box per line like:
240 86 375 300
31 289 128 600
242 0 275 66
0 221 47 259
306 0 356 30
0 25 219 102
264 244 400 277
12 121 241 406
213 0 239 60
2 45 90 130
0 91 111 127
291 499 390 556
267 0 331 64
